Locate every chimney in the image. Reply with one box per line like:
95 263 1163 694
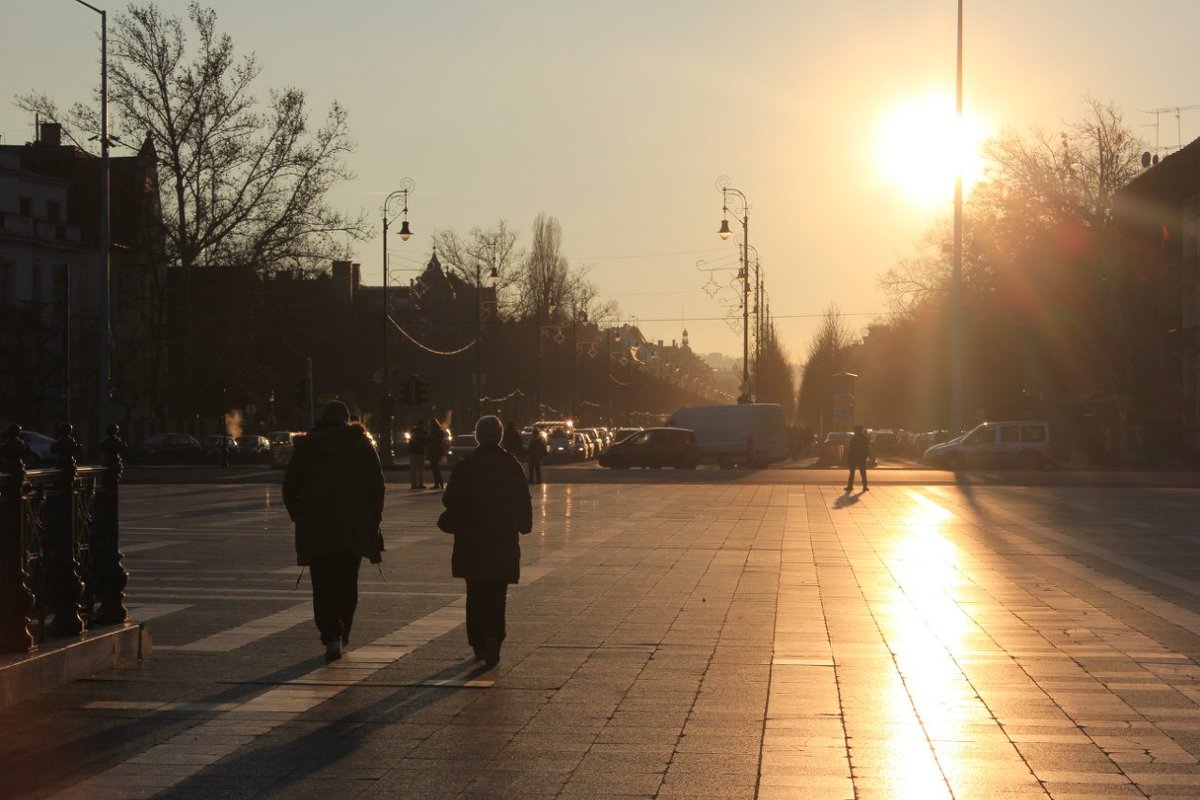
39 122 62 147
331 260 354 304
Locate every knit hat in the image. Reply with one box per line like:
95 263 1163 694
320 400 351 421
474 415 503 446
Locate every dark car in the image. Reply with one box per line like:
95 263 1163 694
446 433 478 465
0 427 57 466
130 433 202 465
200 435 238 464
598 427 698 469
612 427 642 443
235 435 271 464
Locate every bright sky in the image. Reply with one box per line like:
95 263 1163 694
5 1 1199 362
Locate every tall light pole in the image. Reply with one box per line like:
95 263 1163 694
475 264 498 420
717 176 751 403
950 0 964 433
72 0 110 442
570 306 587 420
380 179 414 466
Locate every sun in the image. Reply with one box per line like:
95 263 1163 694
875 92 987 210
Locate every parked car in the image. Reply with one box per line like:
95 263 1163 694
235 435 271 464
612 427 643 443
818 431 878 468
818 431 852 467
870 429 898 455
542 426 578 463
598 427 698 469
575 430 599 460
447 433 478 465
267 430 300 469
200 435 238 464
924 420 1052 470
130 433 202 465
0 427 57 466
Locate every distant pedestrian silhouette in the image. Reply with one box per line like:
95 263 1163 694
845 425 870 493
408 422 428 488
427 418 446 490
526 429 546 485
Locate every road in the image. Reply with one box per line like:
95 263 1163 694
4 472 1200 798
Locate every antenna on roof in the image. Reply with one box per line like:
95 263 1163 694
1140 104 1200 154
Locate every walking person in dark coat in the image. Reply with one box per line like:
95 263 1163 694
408 422 428 489
501 420 525 457
427 418 446 490
526 429 546 485
283 400 385 663
845 424 870 493
441 415 532 667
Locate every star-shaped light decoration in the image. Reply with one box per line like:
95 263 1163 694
702 276 721 298
553 329 566 345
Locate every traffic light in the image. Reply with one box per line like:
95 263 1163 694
413 375 428 405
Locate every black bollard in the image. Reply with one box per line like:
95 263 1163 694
45 424 85 637
0 426 36 652
90 425 128 626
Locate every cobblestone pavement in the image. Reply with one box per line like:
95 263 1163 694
4 481 1200 799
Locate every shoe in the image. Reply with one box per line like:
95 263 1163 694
483 637 501 668
324 640 342 664
844 486 852 493
472 648 485 662
863 486 869 492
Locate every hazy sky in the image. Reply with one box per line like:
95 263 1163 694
5 1 1198 361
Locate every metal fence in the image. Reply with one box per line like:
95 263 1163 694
0 425 127 653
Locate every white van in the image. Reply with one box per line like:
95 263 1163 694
923 420 1052 470
666 403 787 468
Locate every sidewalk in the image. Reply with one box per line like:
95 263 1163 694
4 481 1200 798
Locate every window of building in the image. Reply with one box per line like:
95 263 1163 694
46 200 61 223
18 196 33 217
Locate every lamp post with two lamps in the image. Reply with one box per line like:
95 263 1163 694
717 176 751 403
379 180 414 466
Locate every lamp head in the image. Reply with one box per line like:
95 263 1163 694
718 219 732 240
398 220 412 241
488 266 498 287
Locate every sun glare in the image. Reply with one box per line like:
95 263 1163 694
876 93 987 210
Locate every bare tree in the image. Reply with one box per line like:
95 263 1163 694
796 304 851 431
513 213 572 321
432 221 524 314
20 2 366 275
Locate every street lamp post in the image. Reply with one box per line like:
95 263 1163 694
570 306 587 420
72 0 110 443
475 264 498 420
717 176 751 403
950 0 965 434
380 179 414 466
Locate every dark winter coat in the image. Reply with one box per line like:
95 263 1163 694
408 427 428 455
441 443 532 584
426 424 446 459
847 430 870 467
283 420 385 566
500 425 524 457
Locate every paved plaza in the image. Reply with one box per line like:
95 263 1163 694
4 476 1200 798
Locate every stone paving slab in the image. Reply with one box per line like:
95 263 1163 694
2 481 1200 798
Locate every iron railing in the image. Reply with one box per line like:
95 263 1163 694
0 424 127 653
